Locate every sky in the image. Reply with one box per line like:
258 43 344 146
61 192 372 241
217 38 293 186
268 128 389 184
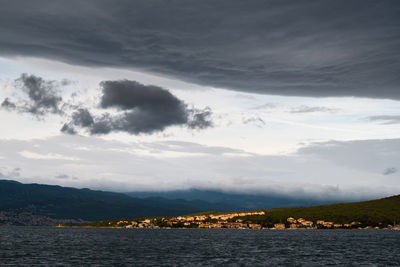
0 0 399 201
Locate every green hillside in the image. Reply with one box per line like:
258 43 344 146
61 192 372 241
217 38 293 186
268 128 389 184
80 194 400 229
240 195 400 227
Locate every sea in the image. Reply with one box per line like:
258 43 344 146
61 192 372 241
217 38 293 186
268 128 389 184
0 227 399 266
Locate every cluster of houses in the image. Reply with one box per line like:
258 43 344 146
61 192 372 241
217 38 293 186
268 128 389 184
272 217 363 229
176 211 265 222
113 211 265 229
106 213 398 230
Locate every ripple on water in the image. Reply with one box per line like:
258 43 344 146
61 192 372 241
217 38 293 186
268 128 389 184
0 227 399 266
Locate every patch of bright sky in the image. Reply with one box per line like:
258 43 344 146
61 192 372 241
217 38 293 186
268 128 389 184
0 56 399 155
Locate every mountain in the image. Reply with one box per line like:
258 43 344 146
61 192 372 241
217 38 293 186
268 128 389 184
0 180 217 225
222 195 400 227
237 194 400 227
82 194 400 229
1 179 386 226
127 189 347 210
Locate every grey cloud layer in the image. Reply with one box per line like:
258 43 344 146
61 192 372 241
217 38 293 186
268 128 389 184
0 1 399 99
62 80 212 135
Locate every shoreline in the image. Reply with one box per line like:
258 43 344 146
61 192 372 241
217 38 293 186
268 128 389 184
59 225 400 231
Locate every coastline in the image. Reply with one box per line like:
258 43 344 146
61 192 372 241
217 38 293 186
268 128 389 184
66 212 400 231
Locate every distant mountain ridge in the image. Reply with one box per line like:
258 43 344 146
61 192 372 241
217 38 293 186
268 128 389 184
0 180 371 226
127 189 350 210
0 180 216 225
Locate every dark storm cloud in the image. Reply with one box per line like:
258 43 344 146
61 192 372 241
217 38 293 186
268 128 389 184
0 1 399 99
70 108 94 127
60 123 77 135
62 80 212 135
187 108 213 130
1 73 212 135
61 108 97 135
17 74 63 115
100 80 184 111
366 115 400 124
290 105 337 113
1 74 63 116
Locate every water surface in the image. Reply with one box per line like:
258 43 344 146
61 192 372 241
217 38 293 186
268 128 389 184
0 227 399 266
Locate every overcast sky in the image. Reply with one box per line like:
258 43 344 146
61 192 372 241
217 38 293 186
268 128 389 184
0 0 399 201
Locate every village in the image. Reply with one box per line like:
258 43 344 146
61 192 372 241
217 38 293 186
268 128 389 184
105 212 400 230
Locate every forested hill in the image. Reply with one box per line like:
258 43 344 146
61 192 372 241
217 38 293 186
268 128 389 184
242 194 400 226
0 180 216 223
79 194 400 229
1 179 398 227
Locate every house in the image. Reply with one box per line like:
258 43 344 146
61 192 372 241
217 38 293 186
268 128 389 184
322 222 334 228
195 215 207 221
226 222 246 229
248 223 262 229
297 218 306 224
199 223 211 228
333 224 342 228
316 220 325 225
287 217 297 223
274 223 285 229
301 221 313 227
392 225 400 230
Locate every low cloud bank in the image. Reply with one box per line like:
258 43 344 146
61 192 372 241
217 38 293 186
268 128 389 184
0 136 398 202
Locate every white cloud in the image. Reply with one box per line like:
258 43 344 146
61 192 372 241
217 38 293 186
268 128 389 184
19 150 80 161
